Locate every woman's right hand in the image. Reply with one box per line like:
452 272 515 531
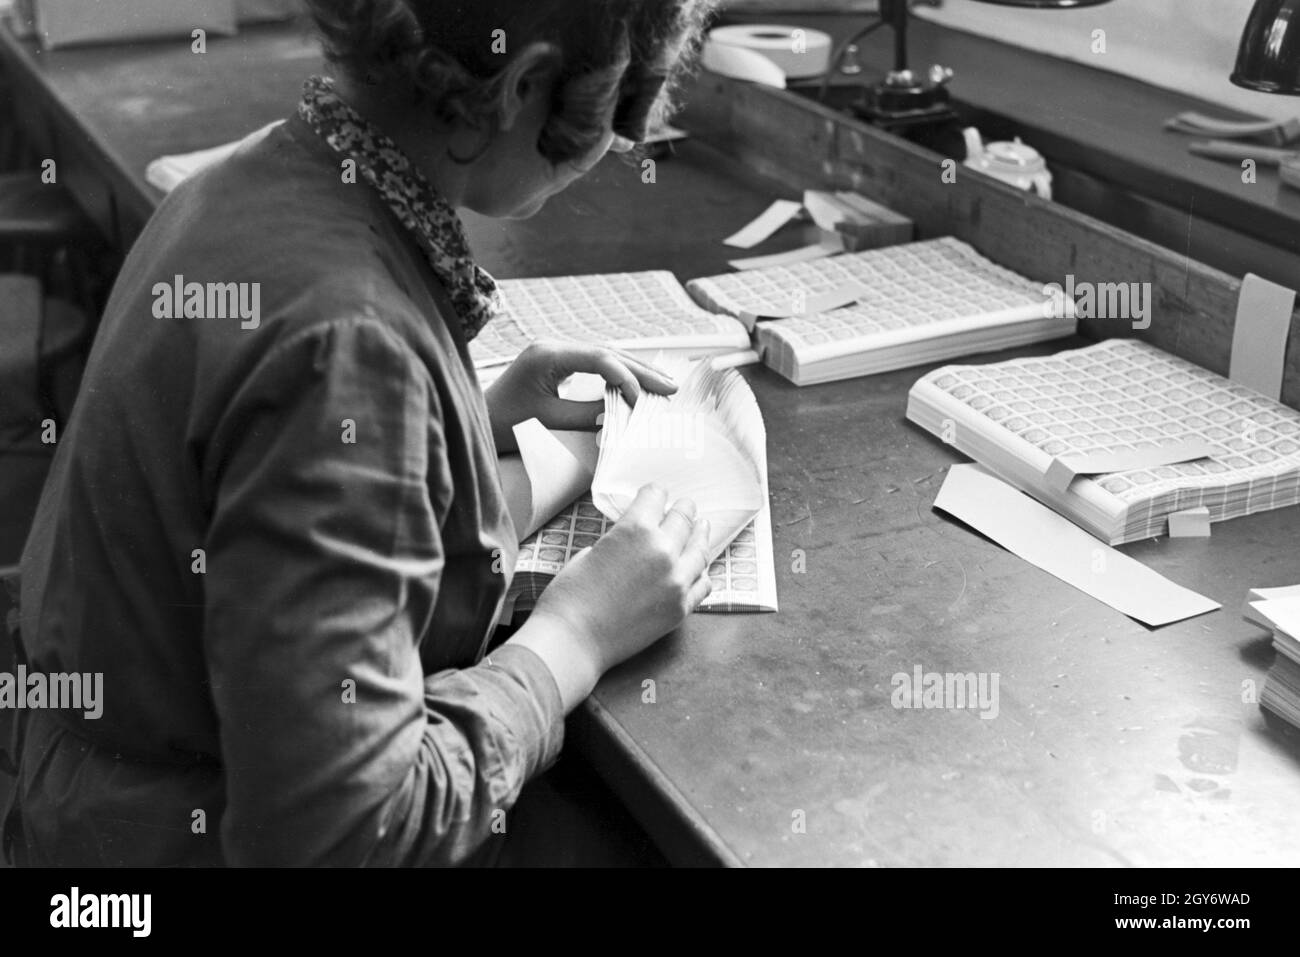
506 484 712 711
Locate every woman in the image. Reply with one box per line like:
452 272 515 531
6 0 717 866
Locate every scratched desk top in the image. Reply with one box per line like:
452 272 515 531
5 18 1300 867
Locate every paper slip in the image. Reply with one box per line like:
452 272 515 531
934 464 1220 627
1244 584 1300 628
1248 596 1300 637
739 282 869 324
1044 438 1217 493
724 200 805 249
728 234 843 271
498 420 599 542
710 348 762 370
802 190 853 232
1229 273 1296 402
1165 112 1300 145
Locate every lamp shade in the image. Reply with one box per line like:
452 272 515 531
967 0 1113 7
1232 0 1300 94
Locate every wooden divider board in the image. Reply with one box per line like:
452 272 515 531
679 75 1300 410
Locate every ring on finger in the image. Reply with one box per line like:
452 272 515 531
665 505 696 525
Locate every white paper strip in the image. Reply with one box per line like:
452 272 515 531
934 464 1220 627
498 420 598 542
727 234 843 272
1044 437 1217 493
709 348 762 370
1244 584 1300 628
1248 596 1300 638
1165 112 1300 143
738 281 869 325
723 199 804 249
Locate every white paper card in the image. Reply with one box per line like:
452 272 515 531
499 420 598 542
934 464 1220 627
1044 438 1217 493
723 200 804 249
1229 273 1296 401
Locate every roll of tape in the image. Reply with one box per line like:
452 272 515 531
705 24 833 81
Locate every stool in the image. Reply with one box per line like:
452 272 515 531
0 172 103 316
0 274 86 567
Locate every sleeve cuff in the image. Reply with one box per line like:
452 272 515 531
480 643 566 780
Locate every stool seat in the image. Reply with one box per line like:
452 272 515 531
0 172 98 244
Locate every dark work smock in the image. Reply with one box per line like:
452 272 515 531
9 112 563 866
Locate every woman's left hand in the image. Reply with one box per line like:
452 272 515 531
484 340 677 453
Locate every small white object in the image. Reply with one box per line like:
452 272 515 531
963 128 1053 200
727 233 843 272
1167 507 1211 539
700 41 787 88
723 199 804 249
704 24 833 81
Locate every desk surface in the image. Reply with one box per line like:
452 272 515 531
5 19 1300 867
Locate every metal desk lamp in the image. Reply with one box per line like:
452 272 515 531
1232 0 1300 96
850 0 1113 130
1231 0 1300 188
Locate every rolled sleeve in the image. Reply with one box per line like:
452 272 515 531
200 317 563 866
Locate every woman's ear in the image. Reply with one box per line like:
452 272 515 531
495 41 563 133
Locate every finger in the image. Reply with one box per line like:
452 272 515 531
679 517 711 576
550 348 641 405
608 351 678 396
659 498 697 549
620 483 669 527
686 569 714 610
536 398 604 432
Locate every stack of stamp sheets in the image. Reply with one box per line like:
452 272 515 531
686 237 1075 386
908 338 1300 544
470 271 752 385
504 494 778 621
1245 588 1300 729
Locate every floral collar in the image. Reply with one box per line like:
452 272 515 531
297 75 499 341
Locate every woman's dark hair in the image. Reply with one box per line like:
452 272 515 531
305 1 717 163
